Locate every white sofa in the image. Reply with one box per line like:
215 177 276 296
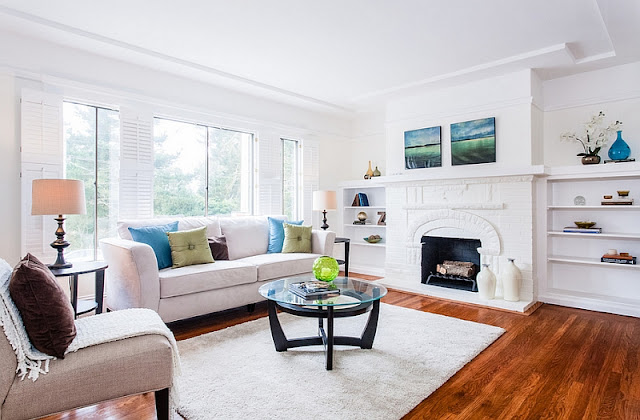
100 216 336 323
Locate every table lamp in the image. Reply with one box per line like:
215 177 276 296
312 190 337 230
31 179 86 269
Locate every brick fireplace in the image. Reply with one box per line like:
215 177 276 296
378 175 538 313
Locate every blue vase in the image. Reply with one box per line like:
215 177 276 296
608 130 630 161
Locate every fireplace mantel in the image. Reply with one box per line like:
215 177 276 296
376 165 545 185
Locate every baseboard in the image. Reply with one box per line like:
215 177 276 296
348 265 385 277
539 291 640 318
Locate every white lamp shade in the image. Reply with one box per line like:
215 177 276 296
313 190 337 211
31 179 87 216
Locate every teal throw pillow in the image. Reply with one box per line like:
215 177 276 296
267 217 303 253
128 221 179 270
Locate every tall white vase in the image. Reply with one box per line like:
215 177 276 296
501 258 522 302
476 264 496 300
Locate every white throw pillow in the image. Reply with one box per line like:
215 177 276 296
219 216 270 260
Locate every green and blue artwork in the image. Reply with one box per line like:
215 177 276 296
404 126 441 169
451 117 496 165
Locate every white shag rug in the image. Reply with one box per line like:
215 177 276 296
177 303 504 420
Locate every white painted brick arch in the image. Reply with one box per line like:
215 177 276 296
406 209 501 260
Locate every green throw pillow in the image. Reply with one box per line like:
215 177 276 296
167 226 214 268
282 223 312 253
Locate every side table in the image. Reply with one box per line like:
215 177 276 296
334 237 350 277
49 261 108 318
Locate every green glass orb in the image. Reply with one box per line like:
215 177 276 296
312 256 339 282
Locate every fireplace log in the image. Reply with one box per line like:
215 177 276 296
443 260 475 268
436 261 476 278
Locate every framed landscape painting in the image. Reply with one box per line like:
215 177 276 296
450 117 496 165
404 126 441 169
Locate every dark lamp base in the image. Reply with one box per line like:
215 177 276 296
48 262 72 269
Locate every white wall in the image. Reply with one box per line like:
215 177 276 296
0 73 20 265
543 62 640 167
348 111 387 181
385 69 537 176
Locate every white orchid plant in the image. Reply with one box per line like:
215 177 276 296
560 111 622 157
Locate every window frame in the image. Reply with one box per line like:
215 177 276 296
281 137 302 220
153 116 256 217
63 100 119 261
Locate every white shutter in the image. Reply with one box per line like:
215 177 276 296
256 133 282 215
20 89 64 259
119 108 154 219
301 139 320 224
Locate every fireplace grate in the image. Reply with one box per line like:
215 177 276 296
423 273 478 292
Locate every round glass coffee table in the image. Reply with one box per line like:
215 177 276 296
258 276 387 370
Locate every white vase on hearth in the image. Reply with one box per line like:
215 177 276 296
476 264 496 300
500 258 522 302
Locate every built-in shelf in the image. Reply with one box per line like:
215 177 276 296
545 161 640 180
352 242 386 248
548 256 639 269
340 182 387 277
547 231 640 240
547 205 638 210
541 166 640 317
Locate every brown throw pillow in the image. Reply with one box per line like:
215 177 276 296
208 236 229 260
9 254 76 358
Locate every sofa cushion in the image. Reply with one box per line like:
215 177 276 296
282 224 312 253
239 253 322 282
159 261 257 298
118 216 221 240
9 254 76 358
267 217 303 253
219 216 269 260
129 221 179 270
167 226 214 268
208 235 229 260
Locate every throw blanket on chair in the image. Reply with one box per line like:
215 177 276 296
0 259 181 408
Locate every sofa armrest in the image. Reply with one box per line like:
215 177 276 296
311 230 336 255
99 238 161 312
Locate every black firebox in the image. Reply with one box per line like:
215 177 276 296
421 236 481 292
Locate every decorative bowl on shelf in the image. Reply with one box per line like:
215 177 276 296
617 190 630 197
363 235 382 243
574 221 596 229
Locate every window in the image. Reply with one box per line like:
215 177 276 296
282 138 299 220
208 127 253 215
63 102 120 260
153 118 253 216
153 119 206 216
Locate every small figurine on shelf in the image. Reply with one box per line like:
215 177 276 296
364 161 374 179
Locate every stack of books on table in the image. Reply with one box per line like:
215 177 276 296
601 254 637 265
562 227 602 234
288 281 340 299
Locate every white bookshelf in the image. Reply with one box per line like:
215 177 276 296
538 163 640 317
338 180 386 276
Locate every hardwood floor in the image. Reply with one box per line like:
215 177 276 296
43 273 640 419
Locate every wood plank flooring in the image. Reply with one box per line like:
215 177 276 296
43 273 640 419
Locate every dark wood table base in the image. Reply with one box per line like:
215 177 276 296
266 296 381 370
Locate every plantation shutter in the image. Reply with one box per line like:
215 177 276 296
20 89 64 259
301 139 320 225
119 108 154 219
256 133 282 216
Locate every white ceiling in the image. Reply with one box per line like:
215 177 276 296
0 0 639 115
